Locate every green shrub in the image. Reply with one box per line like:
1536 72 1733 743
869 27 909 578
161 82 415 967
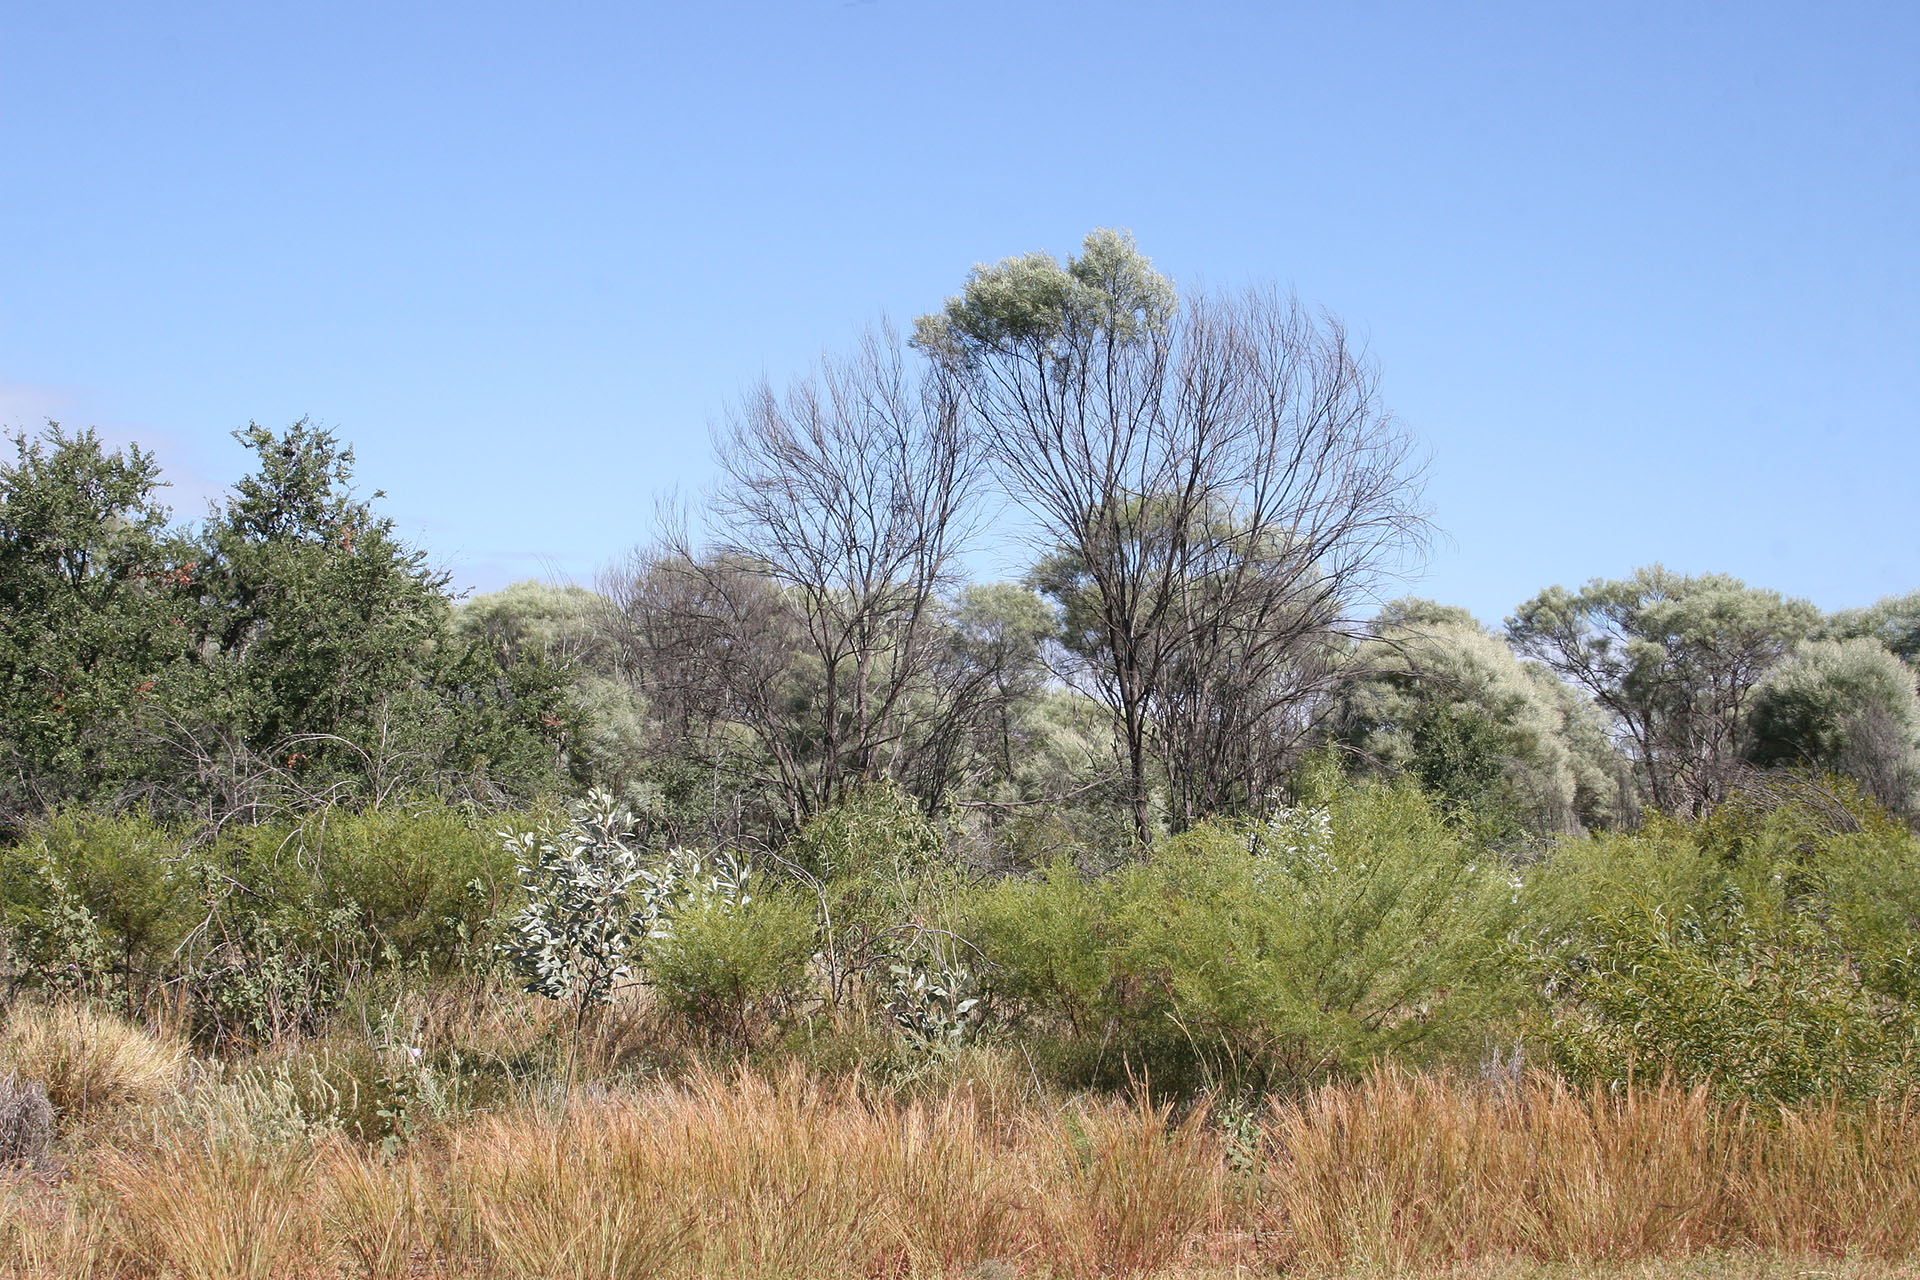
1524 783 1920 1102
191 801 531 1043
785 782 965 1019
0 810 198 1003
966 778 1519 1091
963 860 1110 1038
789 780 943 892
0 799 536 1042
297 803 519 968
1544 889 1918 1102
647 888 816 1042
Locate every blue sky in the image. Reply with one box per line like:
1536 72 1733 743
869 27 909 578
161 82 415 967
4 1 1915 626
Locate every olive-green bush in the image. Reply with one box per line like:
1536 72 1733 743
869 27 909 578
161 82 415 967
0 800 532 1043
646 889 816 1043
0 810 197 1002
965 778 1521 1091
785 782 964 1010
1523 781 1920 1102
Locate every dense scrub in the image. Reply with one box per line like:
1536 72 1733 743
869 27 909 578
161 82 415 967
4 775 1916 1109
0 801 541 1045
6 234 1920 1274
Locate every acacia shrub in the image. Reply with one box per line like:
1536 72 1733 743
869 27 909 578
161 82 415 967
965 778 1520 1091
646 888 816 1044
0 799 535 1041
278 803 522 970
0 810 197 1003
1523 781 1920 1102
784 782 977 1019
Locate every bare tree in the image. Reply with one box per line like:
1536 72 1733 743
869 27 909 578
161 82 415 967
608 325 980 828
602 546 801 839
920 230 1429 839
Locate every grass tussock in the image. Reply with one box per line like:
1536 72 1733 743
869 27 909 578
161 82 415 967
0 1003 185 1127
322 1144 426 1280
91 1132 320 1280
3 1062 1920 1278
459 1068 1032 1278
1031 1094 1222 1278
1265 1066 1920 1271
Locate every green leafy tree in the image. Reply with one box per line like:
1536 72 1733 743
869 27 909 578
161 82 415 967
1746 638 1920 817
1508 566 1819 817
1331 599 1629 838
191 421 448 755
4 421 566 824
182 421 566 812
0 427 194 825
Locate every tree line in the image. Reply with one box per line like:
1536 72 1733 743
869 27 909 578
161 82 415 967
4 230 1917 851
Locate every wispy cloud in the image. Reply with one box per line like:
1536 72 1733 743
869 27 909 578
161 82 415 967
0 378 80 429
0 377 225 518
435 549 597 599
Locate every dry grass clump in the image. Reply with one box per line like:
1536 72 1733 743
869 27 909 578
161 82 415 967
322 1144 428 1280
1262 1066 1920 1271
458 1065 1222 1278
461 1068 1018 1278
0 1180 108 1280
0 1003 185 1126
1030 1095 1223 1278
91 1130 322 1280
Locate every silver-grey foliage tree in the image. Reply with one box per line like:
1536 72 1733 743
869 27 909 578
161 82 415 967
1332 599 1630 835
1746 637 1920 818
1507 566 1820 817
1824 591 1920 669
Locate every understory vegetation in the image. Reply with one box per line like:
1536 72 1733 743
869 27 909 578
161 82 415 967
3 775 1917 1276
8 1041 1920 1279
4 229 1919 1276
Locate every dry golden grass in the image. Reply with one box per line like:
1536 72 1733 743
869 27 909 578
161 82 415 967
92 1132 321 1280
321 1145 425 1280
0 1003 185 1126
3 1061 1919 1278
1029 1094 1222 1278
0 1176 108 1280
1264 1067 1920 1272
460 1068 1016 1277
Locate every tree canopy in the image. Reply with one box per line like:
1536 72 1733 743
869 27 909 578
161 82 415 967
0 421 570 831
